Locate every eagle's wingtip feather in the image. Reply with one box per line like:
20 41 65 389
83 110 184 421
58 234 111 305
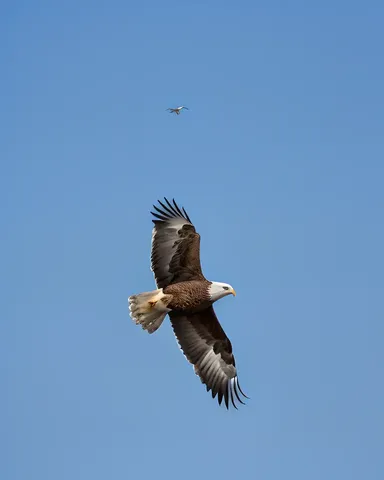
150 197 192 224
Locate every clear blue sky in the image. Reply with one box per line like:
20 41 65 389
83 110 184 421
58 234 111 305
2 1 384 479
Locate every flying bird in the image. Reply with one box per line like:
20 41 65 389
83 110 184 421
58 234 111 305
128 198 248 409
166 106 189 115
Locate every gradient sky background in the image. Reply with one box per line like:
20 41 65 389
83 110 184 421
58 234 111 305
2 1 384 479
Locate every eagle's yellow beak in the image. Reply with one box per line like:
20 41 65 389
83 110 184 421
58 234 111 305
231 288 236 297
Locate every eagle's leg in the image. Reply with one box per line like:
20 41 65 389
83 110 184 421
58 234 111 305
128 289 173 334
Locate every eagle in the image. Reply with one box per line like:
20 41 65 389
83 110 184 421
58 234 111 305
128 198 248 409
166 106 189 115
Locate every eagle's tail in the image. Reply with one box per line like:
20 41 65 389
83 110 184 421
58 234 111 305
128 289 173 334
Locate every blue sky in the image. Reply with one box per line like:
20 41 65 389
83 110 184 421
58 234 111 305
2 1 384 479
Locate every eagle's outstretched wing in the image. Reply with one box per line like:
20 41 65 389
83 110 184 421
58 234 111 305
150 198 205 288
169 306 248 409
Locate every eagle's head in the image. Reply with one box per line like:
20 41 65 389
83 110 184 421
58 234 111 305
208 281 236 303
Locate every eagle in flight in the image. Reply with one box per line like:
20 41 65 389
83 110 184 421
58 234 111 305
166 106 189 115
128 198 248 409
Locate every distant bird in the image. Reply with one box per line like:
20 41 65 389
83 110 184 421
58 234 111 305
166 106 189 115
128 198 248 409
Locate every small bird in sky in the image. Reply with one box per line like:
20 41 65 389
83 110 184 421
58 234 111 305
166 106 189 115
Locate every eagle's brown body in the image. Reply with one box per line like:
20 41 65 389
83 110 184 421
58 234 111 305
128 198 248 409
164 280 212 312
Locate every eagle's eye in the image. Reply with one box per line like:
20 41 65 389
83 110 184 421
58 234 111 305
223 286 230 291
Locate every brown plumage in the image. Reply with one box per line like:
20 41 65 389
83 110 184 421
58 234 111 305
164 280 212 311
128 198 248 409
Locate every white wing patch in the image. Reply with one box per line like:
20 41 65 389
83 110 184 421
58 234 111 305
196 349 236 379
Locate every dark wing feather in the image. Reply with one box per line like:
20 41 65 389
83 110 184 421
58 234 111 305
169 307 248 409
150 198 205 288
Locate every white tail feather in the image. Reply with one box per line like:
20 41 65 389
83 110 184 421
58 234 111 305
128 289 173 334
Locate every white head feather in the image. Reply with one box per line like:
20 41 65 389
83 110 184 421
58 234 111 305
208 281 236 303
